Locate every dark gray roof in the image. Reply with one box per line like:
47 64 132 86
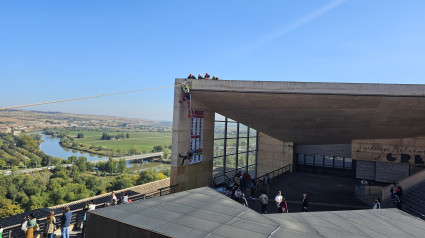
89 187 425 238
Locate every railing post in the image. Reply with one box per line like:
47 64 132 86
8 230 11 238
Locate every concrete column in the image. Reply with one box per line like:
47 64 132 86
257 132 294 177
171 79 214 192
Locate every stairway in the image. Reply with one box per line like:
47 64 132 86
401 180 425 220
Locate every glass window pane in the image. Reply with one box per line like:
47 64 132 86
215 113 225 121
226 139 237 155
238 138 248 153
228 117 236 122
238 153 247 170
248 164 256 178
248 151 256 165
239 124 248 138
324 156 333 167
225 154 237 173
248 136 257 151
249 127 257 137
334 157 344 168
226 123 238 138
213 156 224 177
214 122 225 139
305 155 314 165
298 154 304 164
344 158 352 169
314 155 323 166
214 140 224 157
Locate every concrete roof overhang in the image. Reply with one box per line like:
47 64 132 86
184 79 425 144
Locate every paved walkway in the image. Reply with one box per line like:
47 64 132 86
241 172 370 214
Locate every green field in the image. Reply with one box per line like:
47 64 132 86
68 131 172 152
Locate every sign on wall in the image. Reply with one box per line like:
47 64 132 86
352 138 425 165
190 110 204 165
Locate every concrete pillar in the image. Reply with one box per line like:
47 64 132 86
171 79 214 192
257 132 294 177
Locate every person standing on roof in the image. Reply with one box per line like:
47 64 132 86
61 207 72 238
198 74 204 79
204 73 210 79
187 73 196 79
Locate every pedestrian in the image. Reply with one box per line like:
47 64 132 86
122 192 129 204
372 198 381 209
204 73 210 79
187 73 196 79
241 194 248 207
21 216 28 234
234 174 241 187
235 187 243 202
82 203 89 237
390 183 397 199
280 198 289 213
45 211 56 238
394 195 402 209
111 191 117 205
249 179 256 199
61 207 72 238
275 191 283 212
0 225 3 238
396 183 403 198
235 170 242 178
197 74 204 79
302 193 309 212
259 191 268 214
25 213 37 238
264 174 269 193
361 178 368 186
88 200 96 210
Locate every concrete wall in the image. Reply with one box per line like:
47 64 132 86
295 144 351 158
86 213 169 238
171 79 215 192
356 161 376 180
257 132 293 177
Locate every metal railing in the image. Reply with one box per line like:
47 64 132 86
212 164 292 192
1 184 178 238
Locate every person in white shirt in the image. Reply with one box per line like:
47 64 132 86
88 200 96 211
122 192 129 204
275 191 283 212
361 178 368 186
372 198 381 209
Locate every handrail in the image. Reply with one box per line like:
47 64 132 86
1 184 178 238
212 164 292 191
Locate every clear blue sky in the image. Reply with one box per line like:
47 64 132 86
1 0 425 121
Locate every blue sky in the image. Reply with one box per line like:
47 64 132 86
1 0 425 121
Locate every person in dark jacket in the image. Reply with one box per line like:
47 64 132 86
187 73 196 79
197 74 204 79
61 207 72 238
204 73 210 79
302 193 309 212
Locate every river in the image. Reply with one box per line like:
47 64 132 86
39 133 110 161
38 133 169 171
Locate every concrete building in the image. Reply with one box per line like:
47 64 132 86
171 79 425 191
0 126 11 133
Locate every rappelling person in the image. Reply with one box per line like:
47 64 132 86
179 150 194 165
179 83 191 103
198 74 204 79
187 73 196 79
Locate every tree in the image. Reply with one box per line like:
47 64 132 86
162 148 171 160
117 159 127 174
77 133 85 138
0 197 24 219
152 145 164 152
108 175 135 191
75 156 88 172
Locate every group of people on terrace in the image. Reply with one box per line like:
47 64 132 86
361 179 403 210
230 170 309 214
187 73 221 80
20 206 72 238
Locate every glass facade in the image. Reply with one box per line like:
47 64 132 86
213 113 258 184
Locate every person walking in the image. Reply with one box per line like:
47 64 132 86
249 179 256 199
372 198 381 209
275 191 283 213
25 213 37 238
302 193 309 212
259 191 269 214
45 211 56 238
61 207 72 238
